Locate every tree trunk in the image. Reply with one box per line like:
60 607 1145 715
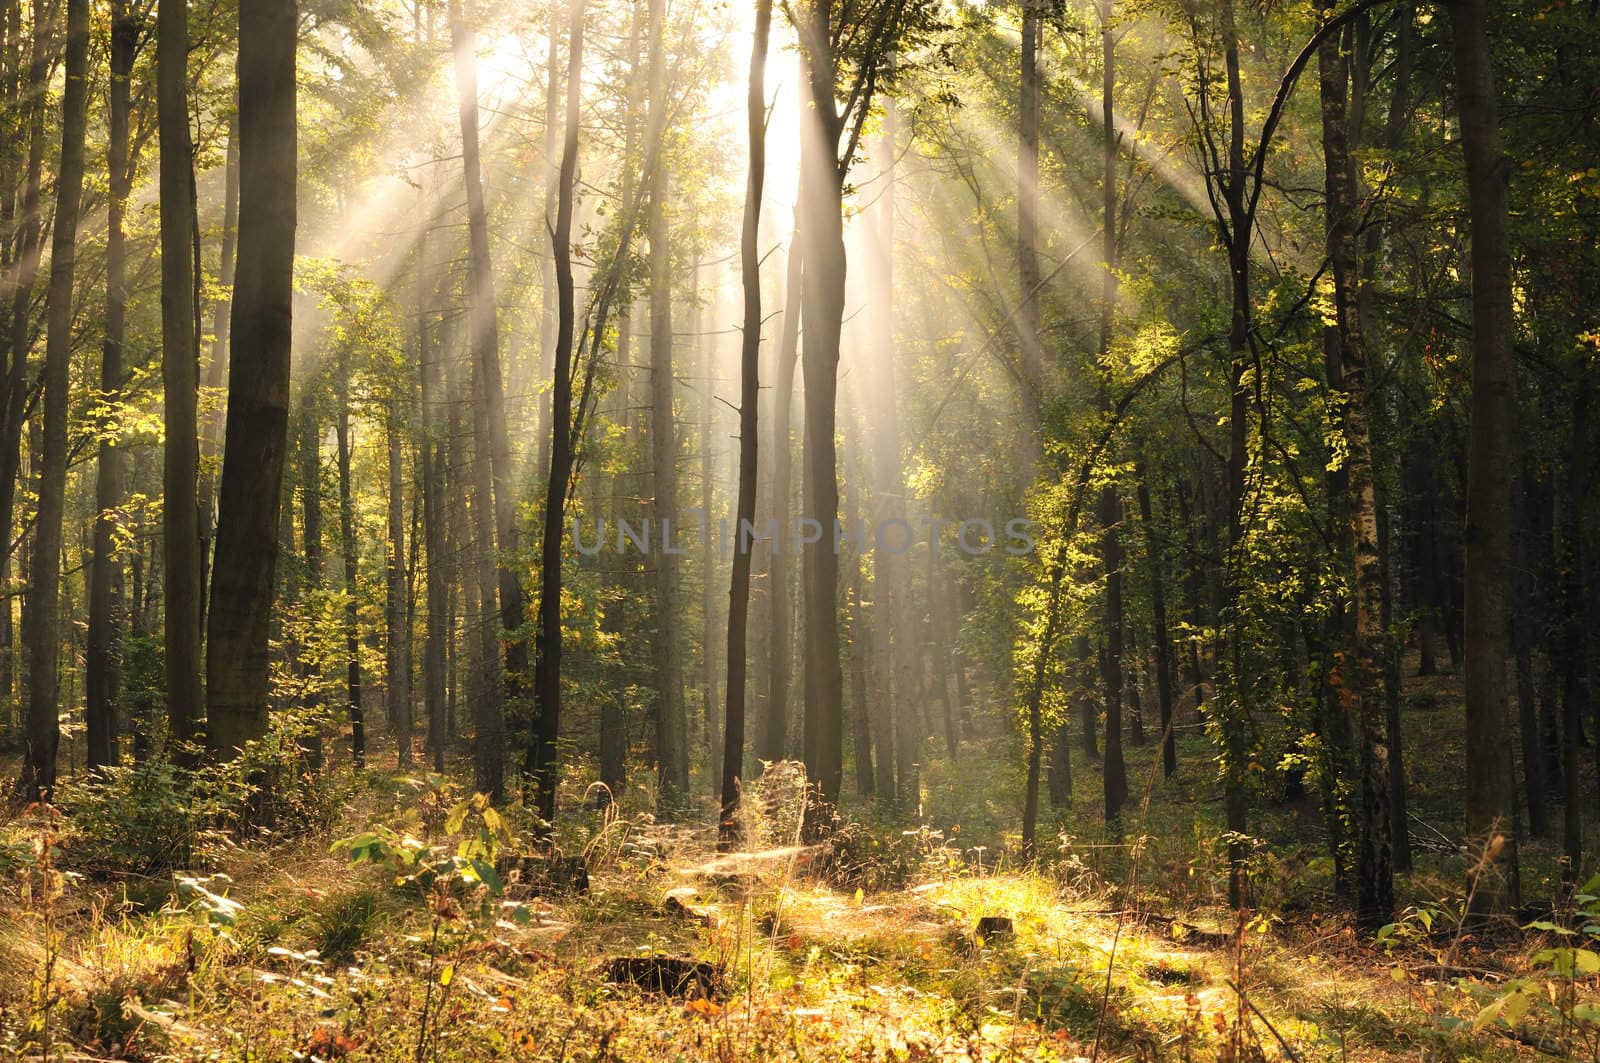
797 30 847 822
88 0 144 774
420 216 449 774
18 0 87 799
1136 467 1177 777
528 0 585 823
198 111 240 623
1015 0 1041 430
764 234 801 766
1097 0 1127 828
1448 0 1520 916
647 0 687 809
450 0 522 799
206 0 298 757
0 0 47 726
299 394 324 769
160 0 204 757
1319 0 1392 929
337 348 364 767
386 411 411 767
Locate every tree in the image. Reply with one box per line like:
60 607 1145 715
1448 0 1520 915
160 0 203 756
646 0 687 809
791 0 918 824
18 0 88 800
528 0 585 823
1317 0 1391 928
206 0 299 758
720 0 771 849
87 0 148 774
449 0 525 801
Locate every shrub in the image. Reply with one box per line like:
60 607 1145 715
55 710 338 877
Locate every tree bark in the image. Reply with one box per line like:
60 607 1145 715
450 0 522 799
647 0 687 808
88 0 144 774
763 235 801 766
1448 0 1520 916
1136 467 1177 777
386 410 411 767
1097 0 1127 828
797 16 847 822
337 347 364 767
528 0 585 823
1318 2 1392 928
160 0 204 757
19 0 88 799
205 0 298 758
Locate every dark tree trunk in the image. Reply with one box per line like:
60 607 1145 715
299 394 324 769
1319 0 1392 929
386 411 411 767
1015 0 1041 429
337 348 364 767
1096 0 1127 829
19 0 88 799
1449 0 1520 915
420 223 448 774
796 16 847 822
206 0 298 757
198 112 240 624
450 0 521 799
160 0 204 757
0 0 47 727
528 0 585 824
1136 467 1177 777
720 0 768 848
646 0 686 808
88 0 144 774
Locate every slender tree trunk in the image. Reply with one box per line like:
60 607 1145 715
299 394 324 769
160 0 204 756
647 0 687 808
764 234 801 765
420 217 448 774
450 0 522 798
1015 0 1041 430
337 348 364 767
198 112 240 620
1137 467 1177 777
1319 0 1392 929
1449 0 1520 915
698 266 721 797
206 0 298 757
1557 387 1587 882
0 0 46 723
1097 0 1127 828
387 411 411 766
19 0 88 799
88 0 144 774
528 0 584 823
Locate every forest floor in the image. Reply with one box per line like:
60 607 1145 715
2 660 1597 1060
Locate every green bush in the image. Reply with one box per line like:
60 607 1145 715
54 710 339 876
